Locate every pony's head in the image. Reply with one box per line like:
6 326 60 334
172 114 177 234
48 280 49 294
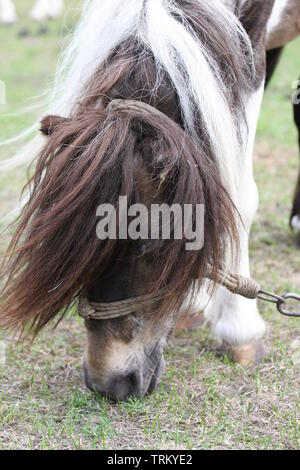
0 0 269 400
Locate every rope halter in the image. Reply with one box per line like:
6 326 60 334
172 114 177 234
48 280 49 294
78 266 266 322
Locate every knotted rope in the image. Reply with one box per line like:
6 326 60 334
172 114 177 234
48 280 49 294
79 289 166 321
211 266 260 299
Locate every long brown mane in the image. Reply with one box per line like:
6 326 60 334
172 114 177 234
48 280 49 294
0 3 246 336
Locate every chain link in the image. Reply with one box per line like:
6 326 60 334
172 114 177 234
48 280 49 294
258 290 300 317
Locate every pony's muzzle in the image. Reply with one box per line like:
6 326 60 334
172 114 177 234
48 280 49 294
84 366 159 401
84 345 165 401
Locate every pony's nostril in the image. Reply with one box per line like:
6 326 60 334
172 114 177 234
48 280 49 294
109 370 142 401
127 371 139 389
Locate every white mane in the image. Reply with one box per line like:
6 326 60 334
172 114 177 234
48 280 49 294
0 0 253 190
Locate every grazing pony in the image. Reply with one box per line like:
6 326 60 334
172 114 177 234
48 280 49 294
0 0 299 401
266 48 300 242
0 0 64 24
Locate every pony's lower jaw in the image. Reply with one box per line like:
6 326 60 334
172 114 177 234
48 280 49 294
84 367 164 401
146 355 166 395
83 347 166 401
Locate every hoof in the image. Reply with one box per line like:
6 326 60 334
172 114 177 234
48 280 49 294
230 339 265 366
175 310 205 334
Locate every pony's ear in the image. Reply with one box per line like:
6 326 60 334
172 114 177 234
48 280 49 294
40 115 69 136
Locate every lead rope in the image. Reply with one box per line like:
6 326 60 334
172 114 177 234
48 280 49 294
208 266 300 318
78 266 300 321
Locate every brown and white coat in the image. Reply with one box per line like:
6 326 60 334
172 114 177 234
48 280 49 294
0 0 299 399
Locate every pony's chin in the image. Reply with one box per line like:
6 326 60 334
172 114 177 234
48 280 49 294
83 352 166 401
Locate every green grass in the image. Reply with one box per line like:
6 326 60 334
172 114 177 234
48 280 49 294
0 3 299 450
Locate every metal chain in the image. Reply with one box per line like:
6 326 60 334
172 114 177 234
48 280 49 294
258 290 300 317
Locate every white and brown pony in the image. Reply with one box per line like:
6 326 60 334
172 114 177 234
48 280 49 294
0 0 64 24
266 46 300 242
0 0 299 401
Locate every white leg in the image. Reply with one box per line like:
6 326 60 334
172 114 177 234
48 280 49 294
0 0 17 24
30 0 49 21
46 0 64 19
291 215 300 234
31 0 64 21
191 84 267 362
208 244 266 348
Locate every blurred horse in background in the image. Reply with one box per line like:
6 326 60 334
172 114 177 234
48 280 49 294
0 0 64 24
266 49 300 242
